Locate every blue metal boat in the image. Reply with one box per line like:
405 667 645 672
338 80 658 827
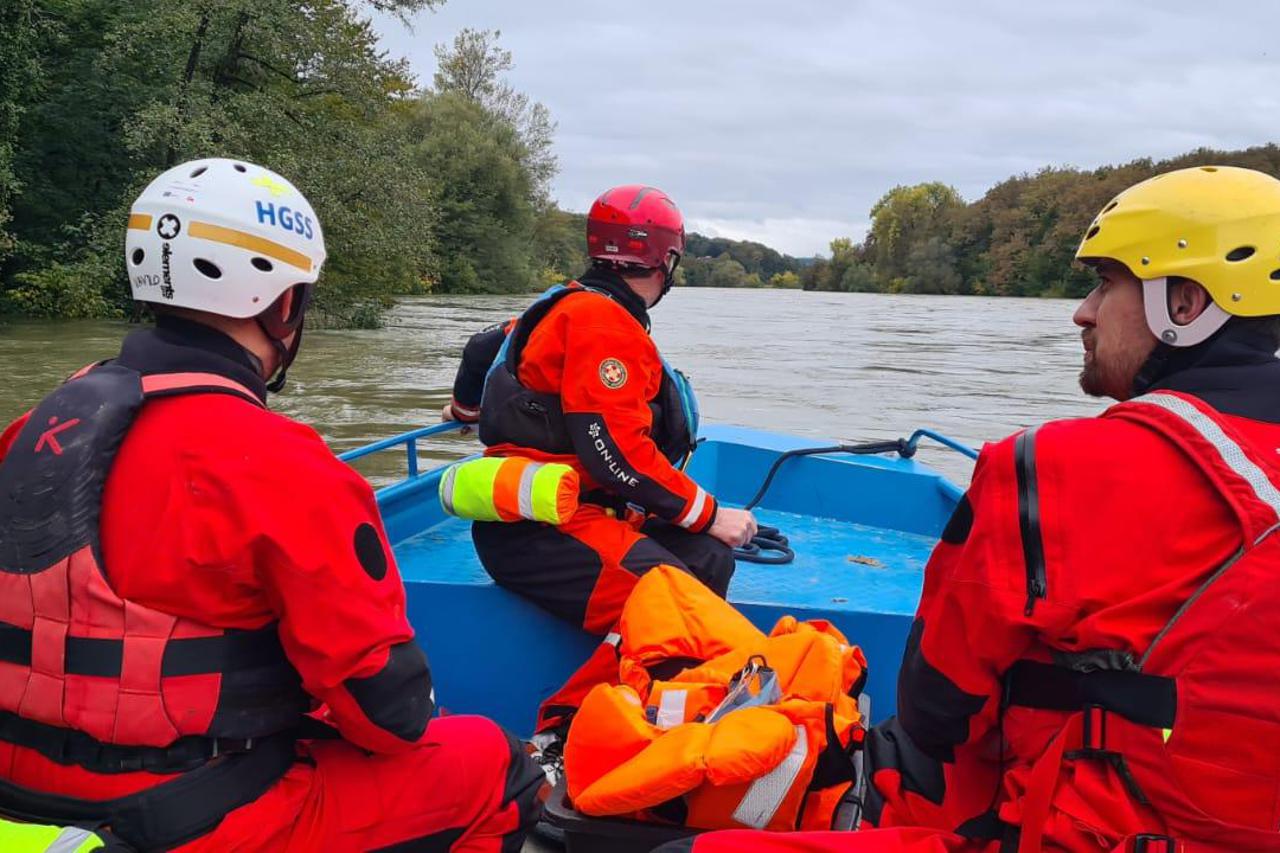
341 422 975 735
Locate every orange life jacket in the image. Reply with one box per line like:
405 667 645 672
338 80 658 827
563 566 867 833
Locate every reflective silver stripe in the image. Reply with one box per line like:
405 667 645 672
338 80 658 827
48 827 99 853
676 486 708 529
603 632 622 648
516 461 539 520
440 465 458 516
655 689 687 729
1136 393 1280 519
731 724 808 829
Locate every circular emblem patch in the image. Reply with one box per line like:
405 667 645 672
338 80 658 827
156 214 181 239
599 358 628 389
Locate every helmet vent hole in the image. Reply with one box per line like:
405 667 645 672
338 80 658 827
233 163 247 173
193 258 223 279
1270 269 1280 282
189 166 207 178
130 248 145 266
251 257 274 272
1085 225 1101 240
1226 246 1255 262
1201 166 1219 173
1103 201 1118 213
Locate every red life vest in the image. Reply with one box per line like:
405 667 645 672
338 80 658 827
0 362 309 772
1005 391 1280 852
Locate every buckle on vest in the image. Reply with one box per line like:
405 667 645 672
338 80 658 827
1133 834 1175 853
1066 704 1109 759
1065 705 1151 805
210 737 254 759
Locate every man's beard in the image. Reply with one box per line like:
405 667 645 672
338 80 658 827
1079 347 1148 401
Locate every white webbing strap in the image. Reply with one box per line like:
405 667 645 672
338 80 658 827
655 689 688 729
731 724 808 829
1133 393 1280 522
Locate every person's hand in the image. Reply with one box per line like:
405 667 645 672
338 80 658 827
708 507 758 549
441 402 475 435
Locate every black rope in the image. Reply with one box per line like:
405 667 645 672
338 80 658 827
743 439 911 511
732 439 913 566
733 525 793 564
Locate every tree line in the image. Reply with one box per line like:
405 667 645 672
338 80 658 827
5 4 1280 322
0 1 585 326
801 145 1280 298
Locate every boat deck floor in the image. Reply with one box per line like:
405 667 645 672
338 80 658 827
396 507 934 617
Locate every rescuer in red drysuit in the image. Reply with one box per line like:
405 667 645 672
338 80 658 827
656 167 1280 853
0 158 543 852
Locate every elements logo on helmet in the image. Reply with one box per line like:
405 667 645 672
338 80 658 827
157 214 181 239
160 243 175 300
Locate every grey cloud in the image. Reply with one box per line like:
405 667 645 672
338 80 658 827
373 0 1280 256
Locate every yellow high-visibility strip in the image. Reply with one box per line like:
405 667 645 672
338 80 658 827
127 214 152 230
188 221 313 272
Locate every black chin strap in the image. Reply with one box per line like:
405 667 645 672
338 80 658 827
260 323 303 394
257 283 312 394
650 253 681 308
1131 341 1174 398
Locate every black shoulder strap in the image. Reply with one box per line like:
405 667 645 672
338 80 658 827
0 364 146 574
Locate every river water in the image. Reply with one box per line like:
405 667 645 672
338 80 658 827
0 288 1103 486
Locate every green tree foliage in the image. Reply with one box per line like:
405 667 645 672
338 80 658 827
406 92 535 293
4 0 445 324
0 0 43 266
419 28 560 294
0 3 576 321
806 144 1280 298
531 207 586 286
681 234 807 288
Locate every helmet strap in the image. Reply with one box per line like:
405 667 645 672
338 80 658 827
651 251 681 307
257 283 312 394
1141 277 1231 348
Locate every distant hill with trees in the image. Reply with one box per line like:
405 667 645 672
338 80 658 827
801 145 1280 298
4 2 1278 322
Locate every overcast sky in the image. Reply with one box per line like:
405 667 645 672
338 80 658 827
372 1 1280 257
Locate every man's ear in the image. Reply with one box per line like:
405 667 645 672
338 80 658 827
1169 278 1212 326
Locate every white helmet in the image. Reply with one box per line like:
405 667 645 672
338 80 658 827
124 158 326 317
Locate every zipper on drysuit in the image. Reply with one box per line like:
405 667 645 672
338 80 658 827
1015 427 1047 616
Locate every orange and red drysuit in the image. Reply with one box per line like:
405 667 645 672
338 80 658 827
660 324 1280 852
0 316 543 852
454 268 734 642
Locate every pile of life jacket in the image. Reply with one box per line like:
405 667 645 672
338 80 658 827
563 565 868 833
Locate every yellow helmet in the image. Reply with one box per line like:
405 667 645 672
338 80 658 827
1077 165 1280 345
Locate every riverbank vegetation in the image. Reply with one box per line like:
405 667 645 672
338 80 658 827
0 1 582 325
801 145 1280 298
4 3 1279 322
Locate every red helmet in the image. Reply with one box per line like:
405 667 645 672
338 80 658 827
586 185 685 272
